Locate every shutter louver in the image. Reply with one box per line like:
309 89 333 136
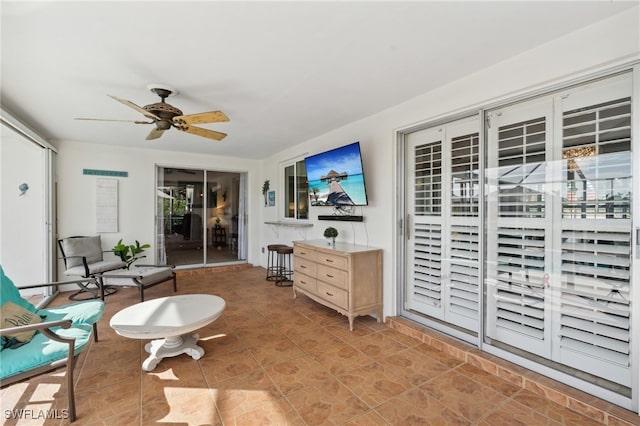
414 141 442 216
451 133 479 216
494 226 547 346
562 98 631 220
498 118 546 218
448 224 479 328
412 223 442 309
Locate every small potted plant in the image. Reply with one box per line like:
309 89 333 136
323 226 338 247
112 239 151 269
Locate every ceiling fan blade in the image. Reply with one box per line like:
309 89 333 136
146 127 165 140
108 95 161 121
173 111 229 125
176 124 227 141
75 118 153 124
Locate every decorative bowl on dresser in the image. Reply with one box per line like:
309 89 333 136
292 239 382 331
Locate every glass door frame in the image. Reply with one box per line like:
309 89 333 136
155 165 248 269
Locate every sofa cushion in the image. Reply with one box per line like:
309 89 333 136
0 301 43 344
0 266 37 313
39 299 104 327
61 236 103 268
0 323 92 380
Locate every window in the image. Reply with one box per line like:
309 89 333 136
283 159 308 220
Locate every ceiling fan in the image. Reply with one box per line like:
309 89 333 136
76 85 229 141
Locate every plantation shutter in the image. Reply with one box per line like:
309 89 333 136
486 98 553 357
487 73 633 387
445 129 480 331
406 118 481 331
556 87 632 386
406 128 445 317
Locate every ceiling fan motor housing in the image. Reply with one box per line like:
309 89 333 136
144 86 183 123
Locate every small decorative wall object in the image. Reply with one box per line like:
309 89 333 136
262 180 270 206
18 183 29 195
268 191 275 207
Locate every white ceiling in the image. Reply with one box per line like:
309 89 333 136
1 1 636 159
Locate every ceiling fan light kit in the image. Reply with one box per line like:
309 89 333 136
76 84 229 141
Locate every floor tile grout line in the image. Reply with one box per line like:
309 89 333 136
250 347 309 426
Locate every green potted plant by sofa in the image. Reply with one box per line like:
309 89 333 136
112 239 150 269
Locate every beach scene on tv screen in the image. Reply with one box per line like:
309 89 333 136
306 143 368 206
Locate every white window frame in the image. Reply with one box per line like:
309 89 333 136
281 157 309 221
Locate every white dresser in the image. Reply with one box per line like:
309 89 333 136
292 239 382 331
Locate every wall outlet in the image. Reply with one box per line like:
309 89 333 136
261 247 265 253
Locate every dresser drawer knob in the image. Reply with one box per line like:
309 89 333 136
326 292 334 297
326 259 334 263
326 274 334 278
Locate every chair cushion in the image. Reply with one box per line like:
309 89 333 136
0 301 43 343
135 268 174 286
38 299 104 327
103 266 174 287
0 266 37 313
0 323 92 380
61 236 103 268
62 260 125 277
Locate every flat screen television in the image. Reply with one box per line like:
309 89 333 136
305 141 369 206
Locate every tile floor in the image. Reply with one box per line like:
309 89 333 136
2 266 638 425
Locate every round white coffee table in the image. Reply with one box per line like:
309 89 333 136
109 294 226 371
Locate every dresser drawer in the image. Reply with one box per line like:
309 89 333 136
294 257 317 276
317 281 348 309
294 246 317 261
317 252 348 270
294 273 317 293
317 264 348 290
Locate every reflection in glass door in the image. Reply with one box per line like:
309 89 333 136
156 167 247 268
485 73 634 393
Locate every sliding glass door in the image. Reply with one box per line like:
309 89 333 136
485 72 633 389
156 167 247 268
401 70 637 409
404 116 481 335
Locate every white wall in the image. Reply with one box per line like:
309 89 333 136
56 141 261 278
0 125 46 286
257 7 640 320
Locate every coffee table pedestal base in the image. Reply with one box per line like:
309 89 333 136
143 333 203 371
